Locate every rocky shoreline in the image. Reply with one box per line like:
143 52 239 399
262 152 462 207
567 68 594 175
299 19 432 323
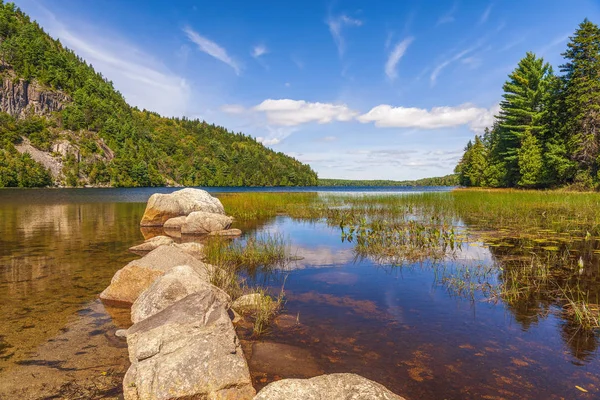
100 188 404 399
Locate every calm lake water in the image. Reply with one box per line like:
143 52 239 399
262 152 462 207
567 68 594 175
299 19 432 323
0 186 598 399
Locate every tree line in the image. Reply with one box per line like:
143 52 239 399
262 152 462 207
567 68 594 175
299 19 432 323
319 174 458 187
456 19 600 189
0 2 318 187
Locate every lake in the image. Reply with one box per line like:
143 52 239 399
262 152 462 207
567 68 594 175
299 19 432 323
0 187 599 399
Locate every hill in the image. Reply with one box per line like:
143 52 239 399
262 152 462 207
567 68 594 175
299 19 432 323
0 2 318 187
318 174 458 187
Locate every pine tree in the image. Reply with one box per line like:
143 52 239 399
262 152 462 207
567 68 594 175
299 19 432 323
560 19 600 184
455 136 488 186
517 128 543 187
497 52 552 186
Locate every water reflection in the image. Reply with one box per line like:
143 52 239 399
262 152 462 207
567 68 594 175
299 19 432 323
0 201 144 397
244 216 600 399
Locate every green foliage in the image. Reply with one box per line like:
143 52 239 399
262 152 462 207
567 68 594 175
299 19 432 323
318 174 459 187
517 129 543 187
0 145 52 187
458 20 600 190
455 136 488 186
0 2 318 188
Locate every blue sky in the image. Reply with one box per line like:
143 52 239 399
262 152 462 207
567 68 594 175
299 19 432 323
16 0 600 180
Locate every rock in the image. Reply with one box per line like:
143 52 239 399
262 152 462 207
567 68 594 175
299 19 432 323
99 246 210 305
232 293 271 315
124 292 255 400
128 236 174 253
115 329 128 338
249 342 323 379
140 188 225 227
163 216 186 230
1 74 69 118
173 242 204 259
131 265 230 324
254 373 404 400
181 211 233 235
210 228 243 237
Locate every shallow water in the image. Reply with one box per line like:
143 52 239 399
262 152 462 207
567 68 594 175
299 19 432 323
0 187 598 399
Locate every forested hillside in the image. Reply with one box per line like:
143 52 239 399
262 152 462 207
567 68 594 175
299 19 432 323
0 2 318 187
456 19 600 190
319 174 458 187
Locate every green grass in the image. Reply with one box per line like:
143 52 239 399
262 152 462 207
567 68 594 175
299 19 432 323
213 189 600 331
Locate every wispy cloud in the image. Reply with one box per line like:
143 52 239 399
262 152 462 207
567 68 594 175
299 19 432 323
251 44 268 59
536 33 570 56
220 104 246 114
479 4 493 25
385 37 414 80
357 103 497 132
430 41 483 86
183 26 241 75
326 14 363 56
34 6 190 117
437 2 458 25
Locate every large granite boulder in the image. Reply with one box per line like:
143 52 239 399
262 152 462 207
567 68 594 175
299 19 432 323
128 236 174 253
173 242 205 259
123 292 255 400
254 373 404 400
99 246 210 305
131 265 230 324
140 188 225 227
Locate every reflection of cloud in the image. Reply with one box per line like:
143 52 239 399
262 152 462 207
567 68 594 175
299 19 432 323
453 242 493 262
285 245 355 270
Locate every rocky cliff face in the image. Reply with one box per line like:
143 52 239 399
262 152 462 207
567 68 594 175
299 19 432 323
0 74 70 118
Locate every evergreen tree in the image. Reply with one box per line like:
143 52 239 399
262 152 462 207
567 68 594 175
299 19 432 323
497 52 552 186
517 128 543 187
455 136 488 186
560 19 600 184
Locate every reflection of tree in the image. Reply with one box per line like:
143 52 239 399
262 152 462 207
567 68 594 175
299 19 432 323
486 236 600 362
0 202 146 367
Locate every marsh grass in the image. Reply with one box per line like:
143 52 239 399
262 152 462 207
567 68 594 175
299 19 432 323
214 190 600 331
251 287 285 336
204 233 293 273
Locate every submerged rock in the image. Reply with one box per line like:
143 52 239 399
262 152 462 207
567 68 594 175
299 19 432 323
131 265 229 324
140 188 225 227
209 228 243 237
123 292 255 400
99 246 210 305
254 373 404 400
128 236 174 253
249 342 323 379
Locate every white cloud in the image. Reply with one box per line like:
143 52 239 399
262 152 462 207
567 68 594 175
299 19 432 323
468 103 499 133
256 126 299 146
35 7 190 117
479 4 493 25
256 137 281 145
385 37 414 80
253 99 359 126
183 26 241 75
220 104 246 114
357 103 497 132
252 44 268 59
327 14 363 56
